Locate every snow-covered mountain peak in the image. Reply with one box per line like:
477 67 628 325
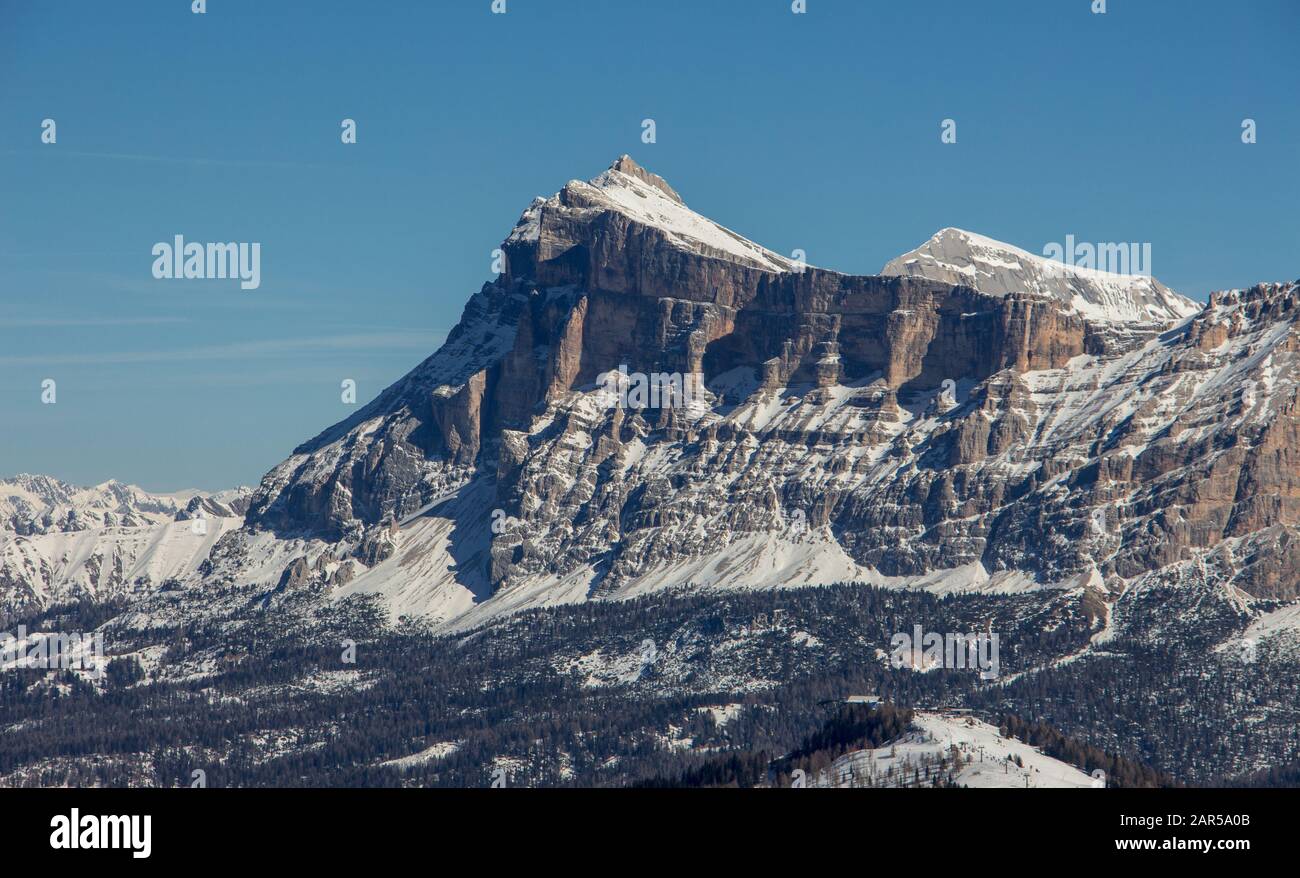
882 227 1202 324
506 155 800 273
606 154 684 203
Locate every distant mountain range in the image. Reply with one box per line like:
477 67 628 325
0 476 249 615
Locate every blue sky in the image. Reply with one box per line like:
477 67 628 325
1 0 1296 491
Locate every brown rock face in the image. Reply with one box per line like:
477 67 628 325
431 370 487 466
244 158 1087 542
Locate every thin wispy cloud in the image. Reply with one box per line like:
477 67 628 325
0 316 191 328
11 269 377 309
2 149 330 170
0 331 447 367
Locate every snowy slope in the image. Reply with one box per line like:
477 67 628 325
882 227 1201 323
1246 602 1300 639
330 477 1047 633
0 516 242 611
819 712 1097 788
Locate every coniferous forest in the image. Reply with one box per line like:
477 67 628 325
1 575 1292 788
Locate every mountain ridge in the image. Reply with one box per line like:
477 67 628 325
882 226 1201 325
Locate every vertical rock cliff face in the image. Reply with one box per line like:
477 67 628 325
235 155 1300 626
245 157 1086 539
